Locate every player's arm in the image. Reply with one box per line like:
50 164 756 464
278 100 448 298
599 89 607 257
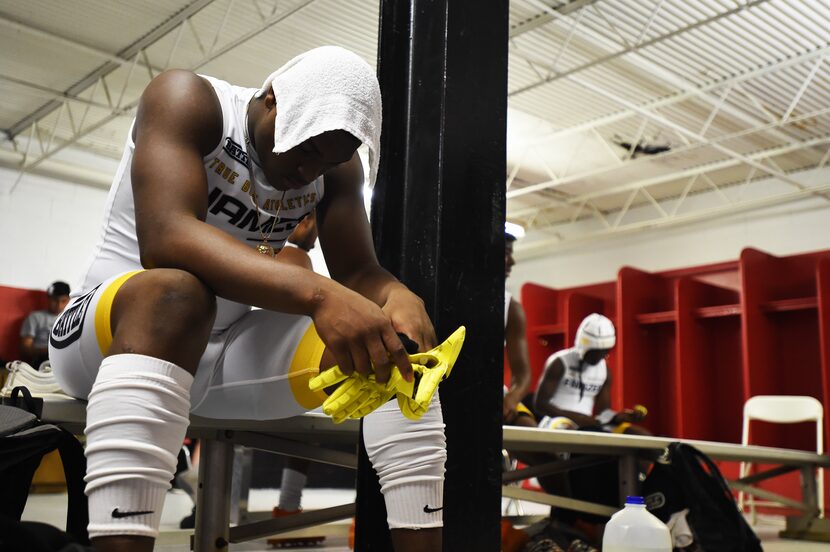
318 156 437 355
534 357 597 427
276 246 314 271
132 70 411 381
19 316 44 363
593 373 643 424
19 335 43 363
504 298 531 418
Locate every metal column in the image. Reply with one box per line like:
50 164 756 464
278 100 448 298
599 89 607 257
357 0 509 549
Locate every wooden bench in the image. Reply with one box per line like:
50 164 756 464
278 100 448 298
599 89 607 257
41 397 830 549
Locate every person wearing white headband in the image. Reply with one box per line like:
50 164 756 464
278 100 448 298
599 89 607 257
534 313 650 435
48 46 453 552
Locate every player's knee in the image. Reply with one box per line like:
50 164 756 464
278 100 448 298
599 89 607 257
119 269 216 340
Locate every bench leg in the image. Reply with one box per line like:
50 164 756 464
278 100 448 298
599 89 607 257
193 437 234 551
618 454 639 505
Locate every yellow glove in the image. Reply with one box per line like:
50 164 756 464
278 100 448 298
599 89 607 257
397 326 466 420
308 364 414 424
308 326 466 423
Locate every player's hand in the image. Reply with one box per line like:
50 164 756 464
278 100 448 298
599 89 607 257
381 286 437 353
503 393 521 420
310 285 412 384
615 407 646 424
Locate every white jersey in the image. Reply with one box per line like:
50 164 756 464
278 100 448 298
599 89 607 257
75 75 324 330
504 290 511 330
544 347 607 417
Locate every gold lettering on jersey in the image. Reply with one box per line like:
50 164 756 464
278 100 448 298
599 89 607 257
205 158 319 212
207 157 241 186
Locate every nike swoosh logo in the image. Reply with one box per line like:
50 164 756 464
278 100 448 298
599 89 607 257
111 508 154 518
423 505 443 513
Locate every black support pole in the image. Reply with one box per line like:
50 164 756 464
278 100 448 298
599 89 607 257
355 0 509 550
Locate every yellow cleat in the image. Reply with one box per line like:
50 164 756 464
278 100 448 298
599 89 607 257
397 326 466 420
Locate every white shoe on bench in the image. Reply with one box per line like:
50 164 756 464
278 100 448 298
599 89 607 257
2 360 68 398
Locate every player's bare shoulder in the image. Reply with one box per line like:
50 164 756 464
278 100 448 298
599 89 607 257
134 70 223 155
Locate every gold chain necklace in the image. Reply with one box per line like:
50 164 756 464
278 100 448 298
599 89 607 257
248 188 287 257
243 97 287 257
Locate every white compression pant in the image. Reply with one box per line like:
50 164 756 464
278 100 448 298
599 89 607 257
49 270 447 536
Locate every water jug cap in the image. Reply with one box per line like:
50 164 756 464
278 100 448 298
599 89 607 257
625 495 645 505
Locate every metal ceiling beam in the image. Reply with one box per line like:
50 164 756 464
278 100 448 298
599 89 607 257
509 132 830 221
507 103 830 213
509 0 597 38
509 0 770 97
567 74 825 199
5 0 218 139
511 0 808 152
9 0 317 182
0 15 165 75
507 76 830 227
510 42 830 148
514 176 830 259
0 74 112 111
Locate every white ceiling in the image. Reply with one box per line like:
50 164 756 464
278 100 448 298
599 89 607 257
2 0 830 259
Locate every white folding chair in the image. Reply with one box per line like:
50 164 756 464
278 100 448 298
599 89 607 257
738 395 824 523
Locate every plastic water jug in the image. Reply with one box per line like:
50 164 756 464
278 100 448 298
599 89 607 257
602 496 672 552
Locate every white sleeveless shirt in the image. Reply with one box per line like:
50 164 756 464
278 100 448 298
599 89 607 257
75 75 323 329
544 347 607 416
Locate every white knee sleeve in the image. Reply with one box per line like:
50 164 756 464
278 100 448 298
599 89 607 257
84 354 192 538
362 395 446 529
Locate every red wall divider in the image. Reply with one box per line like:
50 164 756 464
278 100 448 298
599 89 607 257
520 247 830 508
0 285 47 362
676 278 742 442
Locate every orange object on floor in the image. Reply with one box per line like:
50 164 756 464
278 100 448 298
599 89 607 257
348 517 355 549
31 450 67 493
501 518 530 552
266 507 326 549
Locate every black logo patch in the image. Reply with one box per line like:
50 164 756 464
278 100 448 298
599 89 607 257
111 508 154 518
50 284 99 350
423 505 443 513
223 137 248 165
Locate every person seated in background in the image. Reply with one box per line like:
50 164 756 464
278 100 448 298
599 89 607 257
534 313 649 436
19 281 70 368
503 230 534 429
527 314 649 551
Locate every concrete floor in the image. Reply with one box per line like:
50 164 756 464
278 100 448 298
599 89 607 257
22 488 830 551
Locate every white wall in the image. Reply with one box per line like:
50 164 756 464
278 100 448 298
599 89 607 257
0 167 110 291
509 190 830 294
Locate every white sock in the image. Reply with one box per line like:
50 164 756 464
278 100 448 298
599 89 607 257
363 395 446 529
84 354 193 538
278 467 307 511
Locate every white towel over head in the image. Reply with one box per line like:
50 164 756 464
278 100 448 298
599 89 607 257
255 46 382 186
